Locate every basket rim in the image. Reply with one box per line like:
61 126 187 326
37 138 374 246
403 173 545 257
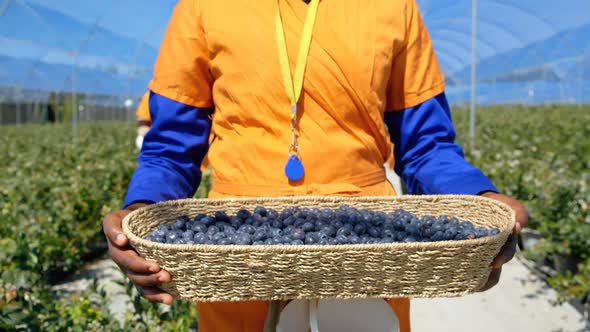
122 194 515 254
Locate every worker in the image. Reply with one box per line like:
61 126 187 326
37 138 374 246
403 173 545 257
103 0 528 331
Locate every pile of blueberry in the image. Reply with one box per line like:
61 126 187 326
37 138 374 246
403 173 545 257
144 205 500 246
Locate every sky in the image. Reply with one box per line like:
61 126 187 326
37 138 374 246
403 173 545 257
0 0 589 103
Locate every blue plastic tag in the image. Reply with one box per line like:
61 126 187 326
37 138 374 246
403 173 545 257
284 154 304 181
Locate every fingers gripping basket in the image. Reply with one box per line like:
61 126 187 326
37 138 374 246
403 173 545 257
122 195 515 302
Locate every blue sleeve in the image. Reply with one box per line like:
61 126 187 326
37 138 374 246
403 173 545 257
384 93 498 195
123 92 213 208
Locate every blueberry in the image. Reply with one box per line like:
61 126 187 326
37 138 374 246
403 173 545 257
207 225 219 235
317 231 329 241
422 226 434 238
348 235 361 244
253 229 267 241
403 236 417 243
372 212 386 226
250 213 262 223
291 240 304 245
284 225 295 234
301 222 315 233
431 223 443 233
177 238 187 245
310 208 321 217
194 233 208 244
153 228 166 238
270 228 283 238
253 240 265 245
368 227 381 238
236 234 252 245
267 209 279 220
253 206 268 217
336 211 351 224
454 232 468 240
191 223 208 233
382 229 394 240
264 238 274 245
186 240 196 245
175 216 189 230
292 209 304 219
353 223 367 235
360 211 373 224
336 226 352 237
319 208 334 221
227 233 237 243
475 227 488 238
318 239 330 245
283 216 296 226
213 232 226 242
438 215 450 224
490 228 500 235
239 224 256 235
215 222 230 232
199 216 215 226
244 217 254 225
213 211 228 222
166 231 181 243
230 216 242 229
443 229 455 240
182 230 195 240
462 221 474 229
320 225 336 237
193 213 207 222
272 237 283 245
218 238 233 245
280 236 292 244
291 229 305 241
237 209 252 220
305 233 318 245
328 238 338 245
314 220 327 232
333 220 344 229
271 219 283 229
153 236 165 243
431 231 444 241
293 218 305 228
335 235 349 244
204 240 215 245
406 224 421 237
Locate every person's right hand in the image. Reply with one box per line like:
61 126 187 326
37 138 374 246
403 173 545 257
102 204 174 305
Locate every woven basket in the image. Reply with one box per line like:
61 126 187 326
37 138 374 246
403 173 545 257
122 195 514 302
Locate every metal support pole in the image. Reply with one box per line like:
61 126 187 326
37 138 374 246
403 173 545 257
469 0 477 151
16 99 21 126
72 65 78 142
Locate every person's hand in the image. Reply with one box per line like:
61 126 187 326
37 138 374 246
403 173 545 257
102 203 174 304
477 192 528 292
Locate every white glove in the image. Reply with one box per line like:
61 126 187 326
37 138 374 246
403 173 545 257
135 125 150 150
135 134 144 150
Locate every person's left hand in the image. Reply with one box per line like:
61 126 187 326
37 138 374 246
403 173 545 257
477 192 528 292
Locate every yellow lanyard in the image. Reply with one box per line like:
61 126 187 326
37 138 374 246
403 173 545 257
276 0 320 181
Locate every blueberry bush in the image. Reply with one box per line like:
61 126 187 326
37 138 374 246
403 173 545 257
453 104 590 311
1 103 588 328
0 123 201 330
